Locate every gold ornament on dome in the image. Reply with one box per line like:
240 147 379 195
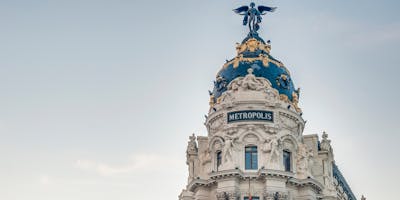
292 92 302 113
222 38 287 71
279 93 302 113
231 54 269 68
216 96 223 104
209 94 215 107
279 94 289 103
235 38 271 54
223 52 285 69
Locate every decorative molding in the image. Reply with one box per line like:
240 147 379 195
226 191 239 200
263 191 289 200
216 192 227 200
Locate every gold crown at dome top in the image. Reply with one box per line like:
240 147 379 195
236 38 271 55
221 38 289 75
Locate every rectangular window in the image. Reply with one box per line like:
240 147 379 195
245 146 258 170
283 150 291 172
216 151 222 171
244 197 259 200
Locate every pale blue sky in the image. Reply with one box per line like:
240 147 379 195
0 0 399 199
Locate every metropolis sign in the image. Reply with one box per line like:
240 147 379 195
227 110 273 123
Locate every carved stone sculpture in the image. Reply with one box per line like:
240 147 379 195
296 143 313 179
226 191 239 200
216 68 280 106
361 195 366 200
240 68 262 91
186 134 198 180
263 191 288 200
320 131 332 152
187 134 198 155
262 136 282 170
221 136 239 169
216 192 227 200
230 68 272 92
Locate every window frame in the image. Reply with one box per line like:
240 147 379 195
283 149 291 172
216 151 222 171
245 145 258 170
244 196 260 200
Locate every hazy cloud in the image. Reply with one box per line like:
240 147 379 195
75 153 184 176
347 23 400 46
39 175 52 185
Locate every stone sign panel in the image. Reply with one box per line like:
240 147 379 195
227 110 273 123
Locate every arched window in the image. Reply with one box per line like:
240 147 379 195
216 151 222 171
283 150 291 172
245 146 258 170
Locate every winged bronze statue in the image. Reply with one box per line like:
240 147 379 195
233 2 277 33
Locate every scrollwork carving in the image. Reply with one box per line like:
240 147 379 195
226 191 239 200
263 191 288 200
208 113 225 132
216 192 227 200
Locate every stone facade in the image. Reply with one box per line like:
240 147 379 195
179 68 359 200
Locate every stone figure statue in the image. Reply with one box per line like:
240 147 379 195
223 137 234 163
186 134 198 180
262 136 282 170
320 131 332 152
361 195 366 200
269 136 282 170
233 2 277 33
231 68 271 92
221 136 239 169
240 68 259 90
297 143 313 178
230 81 240 91
187 134 197 154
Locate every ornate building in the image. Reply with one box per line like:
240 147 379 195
179 3 360 200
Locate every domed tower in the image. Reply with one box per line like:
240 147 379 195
179 3 358 200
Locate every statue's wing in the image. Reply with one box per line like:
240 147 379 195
258 6 277 15
233 6 249 15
